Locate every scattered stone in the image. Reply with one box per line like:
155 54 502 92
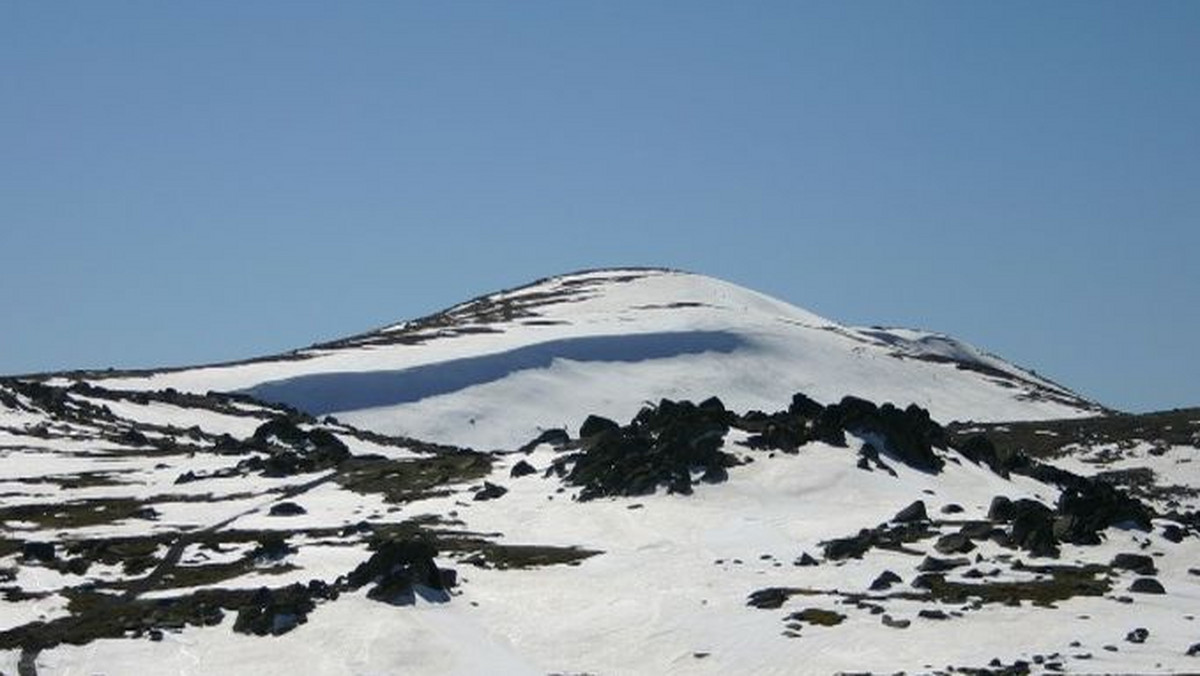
1129 578 1166 595
21 542 55 562
794 552 819 567
934 533 976 555
1161 524 1186 543
870 570 902 591
268 502 307 517
787 608 845 626
893 500 929 523
918 609 949 620
917 556 970 573
941 503 965 514
1111 553 1157 576
823 530 875 560
1126 627 1150 644
509 460 537 478
747 588 794 609
473 482 508 501
518 428 570 453
346 539 451 606
881 614 910 629
233 585 317 636
1187 643 1200 657
253 535 292 562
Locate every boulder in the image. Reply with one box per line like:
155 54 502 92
934 533 976 555
232 585 317 636
579 415 620 439
917 556 970 573
473 482 508 501
22 542 56 562
1111 553 1157 576
1125 627 1149 644
346 539 450 606
1129 578 1166 595
510 460 538 478
869 570 902 591
893 500 928 523
268 502 307 517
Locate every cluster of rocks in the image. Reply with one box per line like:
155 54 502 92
344 539 455 606
237 417 351 477
559 397 738 500
738 394 949 473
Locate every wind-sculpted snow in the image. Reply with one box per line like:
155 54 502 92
243 330 746 415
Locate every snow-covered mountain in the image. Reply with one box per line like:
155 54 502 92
3 268 1197 676
96 268 1101 449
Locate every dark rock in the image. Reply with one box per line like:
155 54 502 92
1126 627 1149 644
1162 524 1186 543
566 399 735 500
893 500 929 523
579 415 620 439
1055 482 1152 544
918 609 949 620
131 507 160 520
346 539 449 606
245 418 350 477
518 428 571 453
1129 578 1166 595
959 522 1002 540
233 585 317 636
22 542 56 562
253 535 292 561
473 482 508 501
911 573 941 589
934 533 976 555
823 530 874 560
881 614 910 629
174 471 199 484
917 556 970 573
870 570 902 591
1187 643 1200 657
268 502 307 517
510 460 538 478
816 397 946 473
988 496 1015 522
1111 553 1157 576
788 393 824 418
787 608 845 626
148 629 163 642
747 588 793 609
1008 499 1058 558
941 503 964 514
794 552 819 567
956 434 1014 477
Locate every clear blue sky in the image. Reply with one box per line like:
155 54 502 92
3 1 1197 413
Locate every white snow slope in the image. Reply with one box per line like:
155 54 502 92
97 268 1101 450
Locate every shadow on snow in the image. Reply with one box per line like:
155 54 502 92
243 330 747 415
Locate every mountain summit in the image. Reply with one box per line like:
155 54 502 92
101 268 1100 448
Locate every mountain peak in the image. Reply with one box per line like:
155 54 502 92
94 269 1101 448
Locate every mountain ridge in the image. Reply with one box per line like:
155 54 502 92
69 268 1102 450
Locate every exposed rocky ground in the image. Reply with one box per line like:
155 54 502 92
2 377 1197 674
